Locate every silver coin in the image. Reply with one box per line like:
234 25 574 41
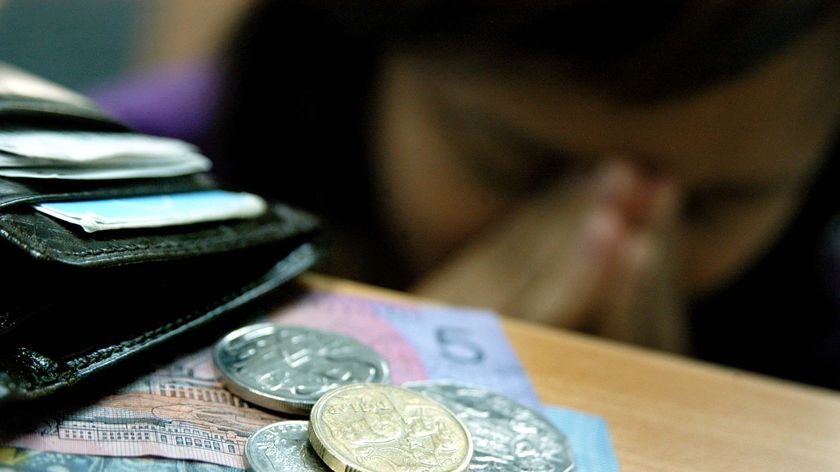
404 381 574 472
214 324 390 414
245 421 330 472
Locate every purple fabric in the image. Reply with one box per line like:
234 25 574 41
88 60 222 144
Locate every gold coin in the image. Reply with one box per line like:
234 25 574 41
309 383 473 472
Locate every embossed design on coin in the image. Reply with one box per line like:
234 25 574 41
245 421 329 472
405 381 574 472
214 324 390 414
309 383 473 472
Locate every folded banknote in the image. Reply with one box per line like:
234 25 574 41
1 290 619 471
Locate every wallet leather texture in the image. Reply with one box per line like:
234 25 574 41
0 64 322 406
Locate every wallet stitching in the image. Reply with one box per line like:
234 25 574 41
65 258 285 371
70 312 208 368
2 304 214 393
8 220 290 253
66 243 320 372
0 214 316 260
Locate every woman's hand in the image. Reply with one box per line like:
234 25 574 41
413 159 690 352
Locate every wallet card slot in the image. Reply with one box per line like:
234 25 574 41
0 174 216 210
0 203 319 267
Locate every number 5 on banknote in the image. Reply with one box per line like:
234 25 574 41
436 327 485 364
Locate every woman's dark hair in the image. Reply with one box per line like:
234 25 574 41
210 0 836 286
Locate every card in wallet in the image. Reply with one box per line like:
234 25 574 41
0 63 323 407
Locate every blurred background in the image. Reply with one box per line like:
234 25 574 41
0 0 250 91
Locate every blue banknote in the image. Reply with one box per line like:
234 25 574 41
372 299 541 407
545 406 621 472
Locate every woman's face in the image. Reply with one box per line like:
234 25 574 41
373 19 839 298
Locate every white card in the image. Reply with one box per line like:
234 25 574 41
35 190 267 233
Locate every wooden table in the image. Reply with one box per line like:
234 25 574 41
303 274 840 472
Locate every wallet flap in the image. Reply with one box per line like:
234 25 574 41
0 242 320 405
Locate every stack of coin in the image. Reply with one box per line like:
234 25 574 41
214 324 574 471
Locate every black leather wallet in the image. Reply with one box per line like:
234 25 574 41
0 64 321 406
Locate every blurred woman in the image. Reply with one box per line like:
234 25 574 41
187 1 840 388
